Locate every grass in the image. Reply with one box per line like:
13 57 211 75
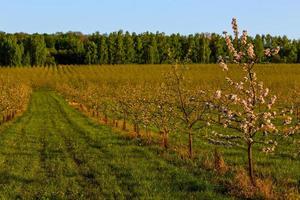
0 89 232 199
80 102 300 198
53 64 300 197
0 64 299 198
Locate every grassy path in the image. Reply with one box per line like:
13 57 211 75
0 90 231 199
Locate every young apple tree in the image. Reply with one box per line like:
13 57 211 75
165 64 212 158
210 18 281 185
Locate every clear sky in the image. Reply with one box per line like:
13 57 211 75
1 0 299 39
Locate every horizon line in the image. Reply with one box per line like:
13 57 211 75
1 30 299 40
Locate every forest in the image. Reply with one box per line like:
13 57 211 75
0 31 300 66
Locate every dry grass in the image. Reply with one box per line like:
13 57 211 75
229 168 277 199
214 149 229 175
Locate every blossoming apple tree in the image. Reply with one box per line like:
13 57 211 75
210 18 281 185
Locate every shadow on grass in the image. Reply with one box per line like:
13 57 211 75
0 172 36 185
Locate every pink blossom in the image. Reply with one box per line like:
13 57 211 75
247 43 255 59
215 90 222 99
241 30 248 45
219 61 228 71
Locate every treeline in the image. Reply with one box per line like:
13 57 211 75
0 30 300 66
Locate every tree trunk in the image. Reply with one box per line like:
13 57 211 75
188 129 193 158
247 142 255 185
163 130 169 149
104 114 108 124
122 118 126 130
136 124 140 137
6 113 10 122
146 126 151 144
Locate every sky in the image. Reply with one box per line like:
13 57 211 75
0 0 299 39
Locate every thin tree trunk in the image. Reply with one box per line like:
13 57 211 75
188 129 193 158
247 142 255 185
104 114 108 124
146 126 151 144
122 118 126 130
163 130 169 149
136 124 140 137
7 112 11 122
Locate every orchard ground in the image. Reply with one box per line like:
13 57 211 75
0 64 299 199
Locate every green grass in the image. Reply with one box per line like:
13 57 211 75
0 64 299 198
190 126 300 191
0 89 232 199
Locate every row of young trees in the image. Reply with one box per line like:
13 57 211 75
53 19 300 190
0 75 32 124
0 30 300 66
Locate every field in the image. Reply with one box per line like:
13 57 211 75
0 64 299 199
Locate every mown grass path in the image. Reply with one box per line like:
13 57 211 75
0 90 231 199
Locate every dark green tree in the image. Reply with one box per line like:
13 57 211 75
0 36 23 66
115 30 125 64
98 35 109 64
28 35 49 66
84 40 98 64
108 32 116 64
297 41 300 63
186 35 197 63
124 31 135 64
199 34 211 63
285 41 298 63
169 34 182 61
135 35 144 64
22 52 31 66
156 32 169 63
147 35 159 64
254 35 264 63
